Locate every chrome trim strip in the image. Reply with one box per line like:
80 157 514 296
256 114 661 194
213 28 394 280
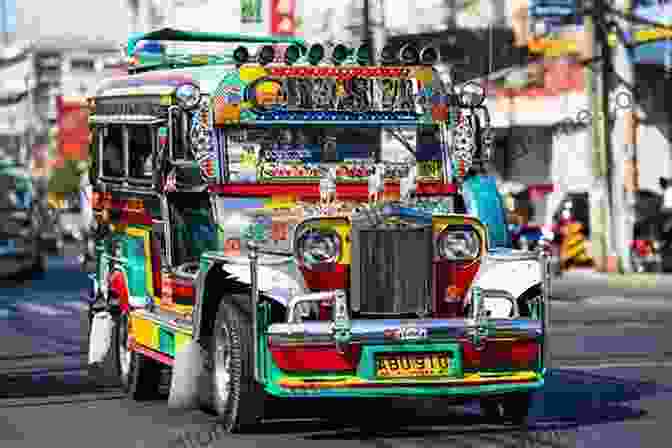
131 309 192 334
248 242 261 383
193 258 212 341
267 318 543 345
286 290 339 323
540 251 551 370
159 195 173 267
89 115 166 125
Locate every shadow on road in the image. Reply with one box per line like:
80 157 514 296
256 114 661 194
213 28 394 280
196 368 663 447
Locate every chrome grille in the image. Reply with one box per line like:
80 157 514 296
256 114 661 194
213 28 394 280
350 220 433 315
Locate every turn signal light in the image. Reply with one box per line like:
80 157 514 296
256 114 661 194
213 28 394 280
233 45 249 64
284 44 303 65
257 45 276 65
379 44 396 65
420 46 440 65
307 43 325 65
461 339 540 371
399 44 420 65
268 341 362 372
355 44 370 65
331 43 350 64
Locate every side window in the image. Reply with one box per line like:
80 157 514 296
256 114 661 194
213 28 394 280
101 125 125 178
128 125 154 182
126 235 149 300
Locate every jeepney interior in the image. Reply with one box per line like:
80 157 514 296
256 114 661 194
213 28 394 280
99 124 157 185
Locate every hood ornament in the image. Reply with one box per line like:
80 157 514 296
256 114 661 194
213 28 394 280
319 166 337 208
368 163 385 204
400 163 417 204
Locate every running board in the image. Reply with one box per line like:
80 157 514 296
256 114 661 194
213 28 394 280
129 308 194 362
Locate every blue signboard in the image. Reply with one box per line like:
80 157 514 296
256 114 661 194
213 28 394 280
529 1 576 19
1 0 17 34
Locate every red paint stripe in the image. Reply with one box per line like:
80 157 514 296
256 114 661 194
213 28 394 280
130 341 174 366
210 182 456 198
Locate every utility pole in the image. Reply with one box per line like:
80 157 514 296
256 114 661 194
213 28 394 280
588 0 617 272
445 0 457 28
362 0 374 63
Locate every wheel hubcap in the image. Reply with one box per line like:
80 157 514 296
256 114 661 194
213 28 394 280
214 323 232 404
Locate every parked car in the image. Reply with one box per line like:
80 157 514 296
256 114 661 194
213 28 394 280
0 157 48 278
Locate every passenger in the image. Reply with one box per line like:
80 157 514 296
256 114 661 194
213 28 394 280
103 127 124 177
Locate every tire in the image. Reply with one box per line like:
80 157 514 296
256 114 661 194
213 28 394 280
126 350 163 401
481 392 532 425
210 296 267 433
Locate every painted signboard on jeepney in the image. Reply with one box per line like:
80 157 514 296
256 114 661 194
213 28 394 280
211 65 449 126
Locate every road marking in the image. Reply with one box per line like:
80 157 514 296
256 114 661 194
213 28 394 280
584 296 672 308
557 360 672 370
60 301 88 311
17 303 72 316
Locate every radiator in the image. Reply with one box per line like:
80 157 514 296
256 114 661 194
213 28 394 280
350 220 433 315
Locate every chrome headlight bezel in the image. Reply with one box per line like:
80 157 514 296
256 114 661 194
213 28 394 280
482 294 516 318
293 226 343 269
175 84 201 110
436 225 483 261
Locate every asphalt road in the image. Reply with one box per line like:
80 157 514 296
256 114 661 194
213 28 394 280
1 254 671 448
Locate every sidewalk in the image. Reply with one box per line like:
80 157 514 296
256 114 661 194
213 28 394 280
552 269 672 301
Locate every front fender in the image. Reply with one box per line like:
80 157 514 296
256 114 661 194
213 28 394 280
194 256 306 340
472 253 541 300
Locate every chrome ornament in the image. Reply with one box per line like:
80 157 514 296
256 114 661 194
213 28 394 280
480 127 495 162
400 163 417 203
368 163 385 204
319 166 337 207
383 326 428 341
331 290 351 353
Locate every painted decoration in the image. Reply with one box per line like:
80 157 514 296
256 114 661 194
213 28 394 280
190 98 218 182
241 0 263 23
271 0 296 35
211 65 450 126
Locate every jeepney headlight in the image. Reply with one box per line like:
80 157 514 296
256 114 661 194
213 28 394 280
294 228 342 268
176 84 200 110
436 227 482 261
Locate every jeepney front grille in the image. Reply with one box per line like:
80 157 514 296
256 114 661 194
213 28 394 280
350 221 433 315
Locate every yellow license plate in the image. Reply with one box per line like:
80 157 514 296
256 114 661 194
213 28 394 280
376 353 453 378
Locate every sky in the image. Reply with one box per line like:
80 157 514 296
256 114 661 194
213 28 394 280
14 0 129 44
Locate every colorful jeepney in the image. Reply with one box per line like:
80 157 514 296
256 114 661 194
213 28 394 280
85 28 551 433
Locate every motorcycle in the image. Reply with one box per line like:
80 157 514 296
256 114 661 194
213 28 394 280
629 179 672 273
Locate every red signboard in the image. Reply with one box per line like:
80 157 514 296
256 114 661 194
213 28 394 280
57 95 90 161
271 0 296 35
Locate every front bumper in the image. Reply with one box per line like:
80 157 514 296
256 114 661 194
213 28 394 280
245 243 551 399
263 318 546 398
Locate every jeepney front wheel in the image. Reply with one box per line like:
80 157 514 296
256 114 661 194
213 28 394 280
211 296 267 433
480 392 532 425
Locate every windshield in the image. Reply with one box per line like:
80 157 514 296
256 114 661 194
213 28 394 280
223 126 444 183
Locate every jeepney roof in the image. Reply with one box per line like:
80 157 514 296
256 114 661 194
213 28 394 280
127 28 305 57
95 66 229 97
